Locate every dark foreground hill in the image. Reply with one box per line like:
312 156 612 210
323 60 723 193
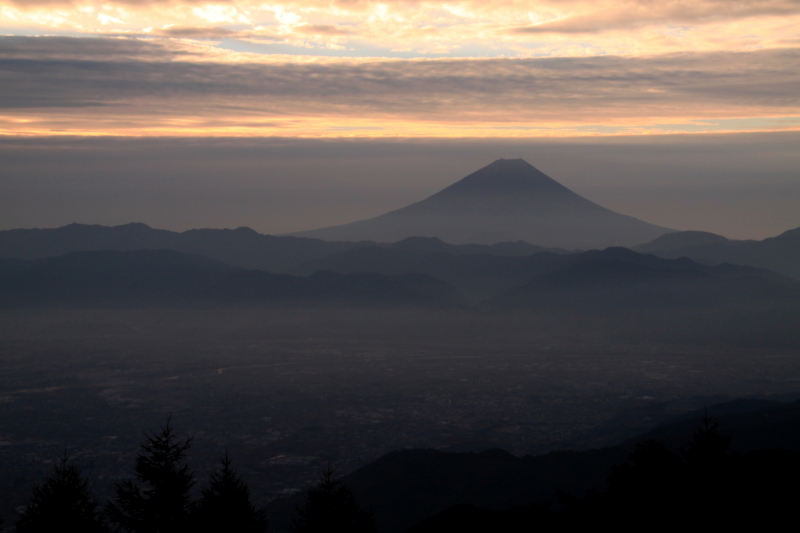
292 159 673 249
265 398 800 533
633 226 800 280
0 250 462 308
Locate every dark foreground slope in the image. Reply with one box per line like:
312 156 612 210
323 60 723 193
633 226 800 279
0 250 462 308
292 159 673 248
265 399 800 533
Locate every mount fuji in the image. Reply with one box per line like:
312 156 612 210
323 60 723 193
292 159 674 249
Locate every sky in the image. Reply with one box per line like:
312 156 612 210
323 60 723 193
1 0 799 238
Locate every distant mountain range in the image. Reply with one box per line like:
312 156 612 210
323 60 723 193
0 223 367 273
1 246 797 314
0 250 462 308
293 242 800 305
487 247 800 311
291 159 674 249
0 223 557 274
1 220 799 309
265 398 800 533
1 220 798 285
633 227 800 280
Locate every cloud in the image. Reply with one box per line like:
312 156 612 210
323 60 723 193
295 24 354 36
0 35 189 61
154 26 237 38
2 0 800 59
0 36 798 136
508 0 800 34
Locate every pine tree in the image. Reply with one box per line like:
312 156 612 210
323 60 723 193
681 412 731 467
192 451 268 533
680 412 734 519
16 450 108 533
106 420 195 533
291 467 375 533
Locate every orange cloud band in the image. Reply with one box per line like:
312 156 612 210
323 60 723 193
1 36 799 137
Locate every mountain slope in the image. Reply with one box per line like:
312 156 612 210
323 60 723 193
292 159 674 248
633 226 800 280
0 224 552 273
293 242 575 300
0 250 462 308
489 247 800 311
0 223 373 272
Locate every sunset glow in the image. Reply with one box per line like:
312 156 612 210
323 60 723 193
2 0 800 137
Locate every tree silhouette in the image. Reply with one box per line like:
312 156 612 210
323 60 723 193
106 420 195 532
16 450 107 533
681 411 731 467
192 450 268 533
291 467 375 533
680 412 734 520
608 438 683 496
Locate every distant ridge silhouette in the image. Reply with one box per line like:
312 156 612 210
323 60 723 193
292 159 674 249
0 250 462 308
634 227 800 280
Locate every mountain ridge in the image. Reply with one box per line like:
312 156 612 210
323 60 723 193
0 249 463 308
633 226 800 279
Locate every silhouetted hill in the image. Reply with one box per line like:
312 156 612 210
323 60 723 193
265 398 800 533
295 245 798 305
292 159 674 248
0 250 462 308
0 223 374 273
387 236 558 256
293 246 575 300
633 230 732 252
633 226 800 280
489 247 800 311
0 224 555 274
0 256 27 276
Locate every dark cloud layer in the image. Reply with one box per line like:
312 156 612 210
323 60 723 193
1 37 798 122
154 26 238 38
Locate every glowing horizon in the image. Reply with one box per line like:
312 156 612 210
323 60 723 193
2 0 799 138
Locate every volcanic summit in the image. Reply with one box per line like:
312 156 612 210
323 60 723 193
293 159 673 249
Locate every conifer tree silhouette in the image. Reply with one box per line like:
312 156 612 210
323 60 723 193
106 419 194 533
192 450 268 533
16 450 108 533
681 411 731 467
291 467 375 533
680 411 734 518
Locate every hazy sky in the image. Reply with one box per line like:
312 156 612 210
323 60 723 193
1 1 798 239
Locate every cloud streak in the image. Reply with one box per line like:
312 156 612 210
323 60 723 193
0 36 798 137
2 0 799 59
